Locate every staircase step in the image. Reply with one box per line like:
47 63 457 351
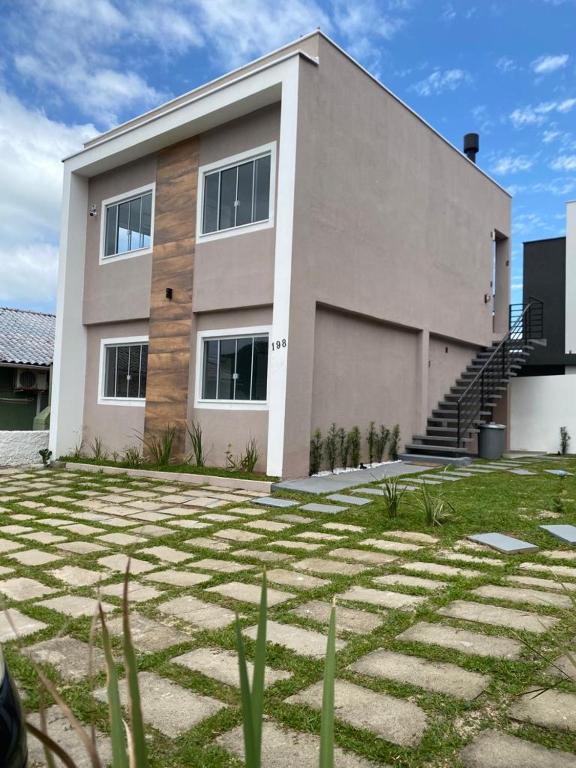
425 426 479 436
412 434 473 446
405 443 471 457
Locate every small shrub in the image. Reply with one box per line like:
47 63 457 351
186 420 206 467
226 438 260 473
38 448 52 466
90 436 107 461
337 427 349 469
111 450 120 463
375 425 389 462
123 445 143 468
381 477 405 519
415 483 455 527
552 475 568 514
324 423 338 472
347 426 361 467
560 426 571 455
310 429 323 475
140 426 177 465
388 424 401 460
71 440 84 459
367 422 377 465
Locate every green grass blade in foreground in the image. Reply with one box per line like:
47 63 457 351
99 605 129 768
319 601 337 768
236 616 257 767
122 565 149 768
251 571 267 761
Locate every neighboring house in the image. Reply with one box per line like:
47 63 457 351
0 307 54 430
51 31 516 479
509 201 576 453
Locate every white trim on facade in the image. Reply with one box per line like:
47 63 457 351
195 143 277 244
194 325 271 411
266 57 300 477
97 335 149 407
98 183 156 265
566 201 576 354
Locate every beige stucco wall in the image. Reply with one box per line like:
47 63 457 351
193 105 280 313
281 41 511 476
186 307 272 473
82 320 149 455
311 306 419 462
427 335 480 415
83 156 156 325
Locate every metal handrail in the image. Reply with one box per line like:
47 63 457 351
456 297 543 447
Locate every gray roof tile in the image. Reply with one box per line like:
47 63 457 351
0 307 55 367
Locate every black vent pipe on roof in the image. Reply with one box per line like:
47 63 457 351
463 132 480 163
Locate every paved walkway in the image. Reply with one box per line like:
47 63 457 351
0 459 574 767
274 460 431 494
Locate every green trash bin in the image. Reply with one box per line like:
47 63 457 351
478 423 506 460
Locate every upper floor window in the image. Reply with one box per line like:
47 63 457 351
101 186 154 262
199 145 275 239
100 338 148 405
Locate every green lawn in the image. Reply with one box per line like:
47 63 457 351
0 457 575 767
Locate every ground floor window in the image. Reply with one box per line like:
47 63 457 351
101 339 148 403
201 333 268 402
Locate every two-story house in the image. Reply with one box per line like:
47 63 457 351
50 31 512 479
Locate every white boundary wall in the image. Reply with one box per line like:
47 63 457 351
510 375 576 453
0 431 49 466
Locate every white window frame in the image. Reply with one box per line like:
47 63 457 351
99 183 155 265
196 143 276 244
98 335 149 406
194 325 271 410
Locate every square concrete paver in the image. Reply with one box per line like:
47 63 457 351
293 557 367 577
107 613 191 652
232 549 294 563
291 600 384 635
217 721 379 768
193 558 254 573
400 561 482 579
97 532 146 545
7 548 63 566
323 523 365 533
0 539 25 553
0 608 47 642
184 536 231 551
328 548 398 566
374 574 448 591
99 581 162 603
244 519 291 532
267 568 329 589
0 577 55 601
438 600 558 633
50 566 107 587
472 584 572 609
349 649 490 700
360 537 422 553
340 586 426 611
460 730 576 768
326 494 371 506
255 497 298 508
396 621 522 659
206 581 295 606
159 595 236 629
299 503 347 514
38 595 115 618
138 545 193 563
244 619 346 658
213 528 265 543
509 689 576 733
172 647 291 688
27 706 112 768
94 671 225 737
286 679 427 747
20 531 68 545
24 636 106 681
142 569 212 587
272 540 323 552
98 554 156 574
59 541 109 555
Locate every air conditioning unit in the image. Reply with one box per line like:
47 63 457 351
14 369 48 392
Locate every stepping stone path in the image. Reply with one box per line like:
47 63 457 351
374 574 448 591
107 613 190 652
0 577 55 601
467 532 539 554
244 619 346 658
38 595 114 618
328 547 398 565
326 493 370 506
207 581 295 605
293 557 367 576
349 649 491 700
27 706 112 768
217 721 379 768
472 584 573 608
510 689 576 733
360 537 422 553
397 621 522 659
159 596 236 629
267 568 329 589
255 497 298 508
506 573 576 592
460 729 576 767
172 647 291 688
0 608 47 642
299 503 348 514
400 561 482 578
94 671 225 737
541 523 576 544
290 600 384 634
438 600 558 633
286 679 427 747
142 569 211 587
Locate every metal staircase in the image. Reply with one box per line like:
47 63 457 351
404 298 544 460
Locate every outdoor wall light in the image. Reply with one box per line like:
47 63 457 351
166 288 173 300
89 204 98 217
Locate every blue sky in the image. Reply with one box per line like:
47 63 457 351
0 0 575 313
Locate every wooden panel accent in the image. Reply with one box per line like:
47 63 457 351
143 138 199 458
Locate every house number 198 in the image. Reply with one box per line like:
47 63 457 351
271 339 287 350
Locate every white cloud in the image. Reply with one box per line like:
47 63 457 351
0 88 95 310
490 154 535 175
550 154 576 171
412 68 471 96
509 98 576 127
531 54 570 74
496 56 517 73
